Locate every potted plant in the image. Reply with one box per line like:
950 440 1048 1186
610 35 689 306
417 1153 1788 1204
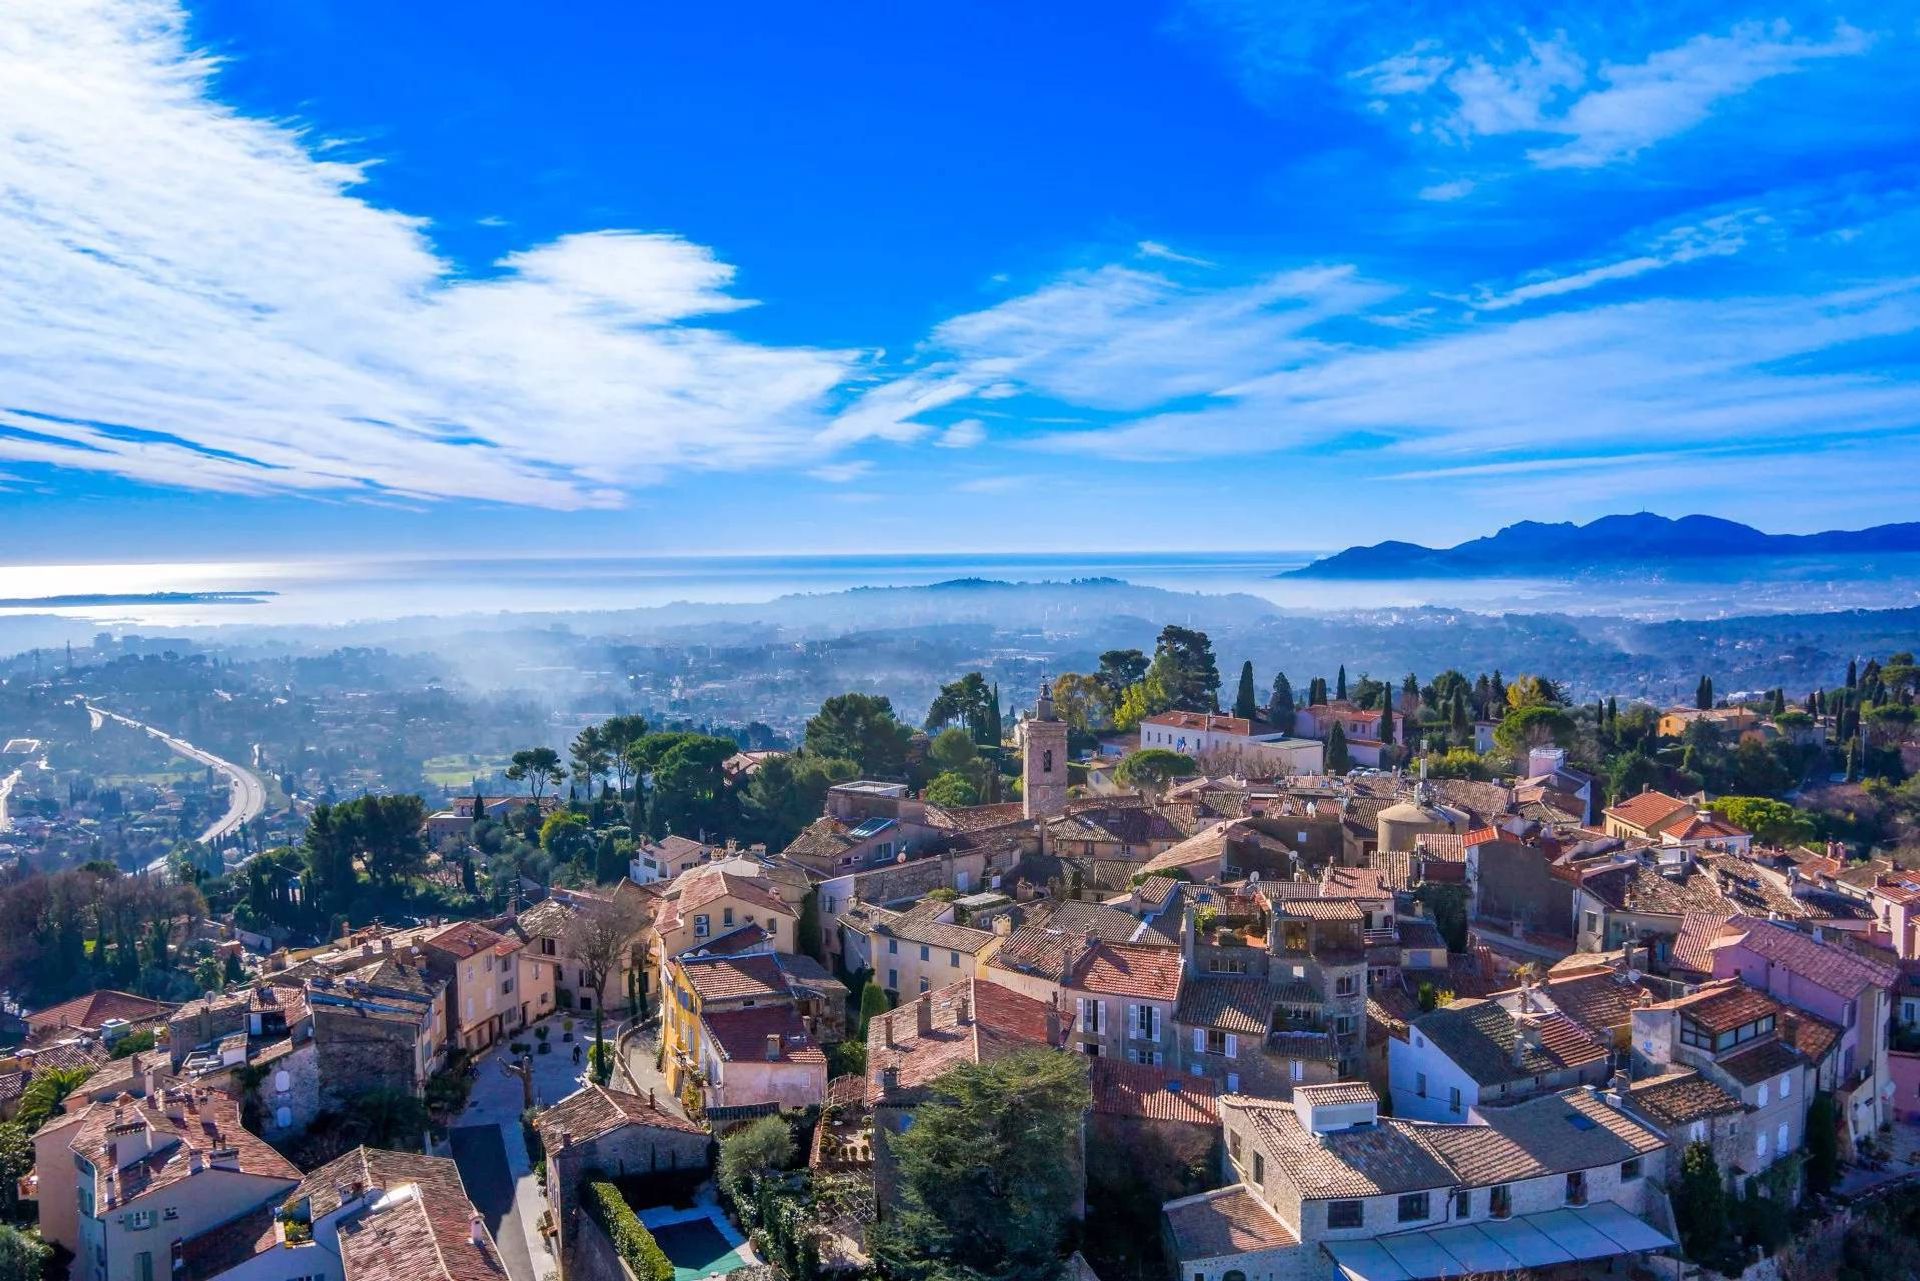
535 1025 551 1055
562 1017 575 1044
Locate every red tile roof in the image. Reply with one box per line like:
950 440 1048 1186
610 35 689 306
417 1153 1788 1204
25 989 174 1037
701 1005 826 1066
425 921 509 960
535 1082 705 1146
1604 790 1691 832
1069 942 1184 1001
1088 1057 1217 1125
1672 980 1784 1033
1713 915 1900 997
867 978 1061 1102
679 954 790 1003
1671 912 1735 974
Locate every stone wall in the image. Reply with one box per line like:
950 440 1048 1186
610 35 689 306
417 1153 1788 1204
313 1005 427 1110
567 1209 637 1281
255 1037 322 1139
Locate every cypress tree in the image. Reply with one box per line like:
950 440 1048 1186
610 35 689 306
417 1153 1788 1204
1450 688 1471 745
1336 666 1347 701
1607 695 1618 726
1847 658 1858 690
1326 721 1351 773
1268 672 1295 729
988 683 1003 745
1489 670 1506 710
1378 698 1394 747
1232 661 1259 721
1694 675 1710 710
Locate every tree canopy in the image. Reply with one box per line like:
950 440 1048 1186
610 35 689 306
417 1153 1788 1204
805 693 912 777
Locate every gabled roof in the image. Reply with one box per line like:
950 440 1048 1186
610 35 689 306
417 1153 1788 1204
701 1005 825 1067
678 953 790 1003
1711 915 1899 997
26 989 174 1036
1627 1070 1743 1126
1088 1057 1218 1124
1068 941 1183 1001
866 978 1061 1103
1412 998 1607 1086
1164 1184 1297 1260
1224 1095 1454 1198
1717 1037 1806 1085
1419 1088 1667 1187
424 921 510 960
535 1082 705 1147
1174 976 1271 1036
322 1148 510 1281
1604 791 1692 832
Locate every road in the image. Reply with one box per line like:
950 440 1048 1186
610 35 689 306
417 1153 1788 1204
0 767 19 834
84 702 268 869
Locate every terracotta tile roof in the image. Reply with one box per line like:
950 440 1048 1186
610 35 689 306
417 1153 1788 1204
1069 942 1184 1001
514 898 576 940
1419 1089 1666 1187
70 1087 299 1208
1268 1030 1341 1061
1463 826 1502 847
1138 822 1237 876
671 867 796 921
1276 899 1364 922
1534 972 1652 1038
1396 920 1446 952
1660 814 1747 842
329 1149 509 1281
1604 791 1692 832
866 905 999 955
176 1204 279 1281
1712 915 1900 997
1779 1009 1842 1066
1717 1037 1806 1085
679 954 790 1003
1673 981 1784 1034
1293 1081 1378 1106
1143 711 1264 736
1628 1071 1744 1126
866 978 1061 1103
988 926 1090 984
1174 976 1272 1036
1671 912 1735 974
425 921 509 960
1321 866 1393 899
1412 999 1606 1086
701 1005 826 1066
781 815 858 861
535 1082 705 1147
1226 1095 1453 1198
1088 1057 1218 1125
1163 1184 1297 1259
923 802 1029 833
25 989 174 1037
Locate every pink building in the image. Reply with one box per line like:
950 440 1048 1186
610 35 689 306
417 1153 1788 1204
1890 1050 1920 1125
1709 915 1899 1145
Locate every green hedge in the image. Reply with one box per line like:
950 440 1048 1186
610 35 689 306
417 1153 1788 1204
583 1180 672 1281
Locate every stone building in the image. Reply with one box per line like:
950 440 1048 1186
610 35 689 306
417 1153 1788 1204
1021 686 1069 821
536 1082 710 1260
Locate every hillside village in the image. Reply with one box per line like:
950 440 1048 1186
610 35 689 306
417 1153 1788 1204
0 630 1918 1281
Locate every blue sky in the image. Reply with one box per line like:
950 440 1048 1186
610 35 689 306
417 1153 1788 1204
3 0 1919 560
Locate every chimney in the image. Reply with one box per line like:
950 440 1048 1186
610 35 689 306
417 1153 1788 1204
648 1088 657 1109
1181 903 1198 967
188 1150 203 1174
881 1014 895 1048
1045 1004 1062 1046
560 1132 572 1150
143 1068 156 1099
880 1065 899 1095
470 1213 486 1246
956 992 972 1025
914 993 933 1037
1606 1068 1629 1109
765 1033 782 1061
992 913 1013 937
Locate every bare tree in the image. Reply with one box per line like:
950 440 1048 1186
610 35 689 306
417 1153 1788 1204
559 892 649 1084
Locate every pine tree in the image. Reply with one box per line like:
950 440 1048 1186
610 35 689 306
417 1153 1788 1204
1847 658 1858 690
1232 661 1259 721
1336 666 1348 701
1268 672 1295 729
1489 670 1506 710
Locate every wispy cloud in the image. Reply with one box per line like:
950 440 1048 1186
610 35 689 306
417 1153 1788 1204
1417 178 1476 202
934 419 987 449
808 460 874 483
1360 20 1871 168
0 0 875 508
1466 211 1760 310
953 474 1033 494
1136 240 1216 267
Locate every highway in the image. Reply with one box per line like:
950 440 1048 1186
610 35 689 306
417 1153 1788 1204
0 767 19 835
84 702 268 870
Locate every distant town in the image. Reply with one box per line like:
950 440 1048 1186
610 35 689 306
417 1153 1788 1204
0 621 1916 1281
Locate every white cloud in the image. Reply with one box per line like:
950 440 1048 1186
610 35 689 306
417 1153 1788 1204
935 419 987 449
953 474 1032 494
1136 240 1216 267
1016 278 1920 461
808 461 873 483
1365 21 1870 168
927 263 1392 413
1418 178 1476 201
1467 211 1758 310
0 0 874 507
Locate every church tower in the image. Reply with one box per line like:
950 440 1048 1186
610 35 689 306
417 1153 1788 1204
1022 682 1069 820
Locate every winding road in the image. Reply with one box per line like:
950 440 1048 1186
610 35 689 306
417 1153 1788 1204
84 702 267 870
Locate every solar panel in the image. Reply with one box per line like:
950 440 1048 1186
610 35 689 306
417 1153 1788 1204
1567 1112 1598 1129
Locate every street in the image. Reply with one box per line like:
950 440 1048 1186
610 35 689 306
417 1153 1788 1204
83 701 268 869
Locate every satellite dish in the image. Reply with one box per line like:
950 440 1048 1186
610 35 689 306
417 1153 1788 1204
1248 871 1260 883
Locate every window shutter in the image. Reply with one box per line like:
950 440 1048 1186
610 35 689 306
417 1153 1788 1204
1150 1007 1161 1039
1225 1033 1239 1059
1193 1027 1205 1053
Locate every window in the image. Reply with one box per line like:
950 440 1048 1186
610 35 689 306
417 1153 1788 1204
888 939 898 955
723 907 734 927
1780 1073 1792 1098
1454 1189 1471 1219
1223 1271 1246 1281
162 1208 178 1221
1327 1200 1363 1229
501 978 514 995
1758 1082 1769 1107
1416 1072 1427 1099
1490 1185 1511 1219
1449 1086 1462 1115
1776 1121 1789 1152
919 944 931 962
124 1209 154 1230
1333 1015 1357 1036
1621 1158 1642 1181
1398 1193 1429 1223
918 977 930 994
1690 1121 1707 1142
1846 1000 1857 1028
887 968 898 990
1757 1131 1769 1160
1584 911 1599 933
1252 1153 1265 1185
1335 974 1358 997
1291 1059 1305 1083
1228 1129 1241 1161
1226 1072 1239 1091
949 951 960 967
1565 1171 1587 1206
825 896 837 914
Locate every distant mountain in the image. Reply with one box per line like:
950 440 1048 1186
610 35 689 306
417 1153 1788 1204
1285 513 1920 579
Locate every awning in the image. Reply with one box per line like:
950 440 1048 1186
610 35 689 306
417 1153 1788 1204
1327 1202 1676 1281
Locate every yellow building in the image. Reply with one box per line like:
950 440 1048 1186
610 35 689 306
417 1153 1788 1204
864 902 1002 999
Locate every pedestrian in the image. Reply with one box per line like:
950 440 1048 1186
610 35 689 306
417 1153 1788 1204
573 1042 581 1066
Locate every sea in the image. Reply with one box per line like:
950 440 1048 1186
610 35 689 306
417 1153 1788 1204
4 549 1920 633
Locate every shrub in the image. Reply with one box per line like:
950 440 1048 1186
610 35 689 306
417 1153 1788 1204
583 1180 672 1281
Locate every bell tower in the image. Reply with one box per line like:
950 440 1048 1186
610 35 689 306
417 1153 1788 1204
1022 681 1069 820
